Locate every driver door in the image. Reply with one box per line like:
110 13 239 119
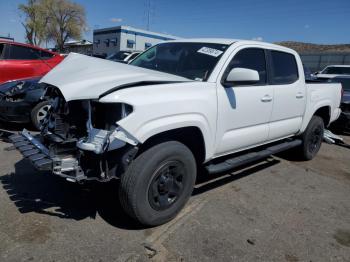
214 47 273 157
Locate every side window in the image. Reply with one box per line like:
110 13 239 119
0 44 4 59
127 40 135 49
225 48 267 85
7 45 39 60
270 51 299 84
2 44 11 59
40 50 54 59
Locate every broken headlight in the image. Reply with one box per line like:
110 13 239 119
91 102 133 130
76 102 135 154
1 78 41 102
4 78 41 95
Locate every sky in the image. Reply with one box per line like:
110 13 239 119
1 0 350 45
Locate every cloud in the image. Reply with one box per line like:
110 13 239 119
304 24 310 29
109 18 123 23
252 36 263 41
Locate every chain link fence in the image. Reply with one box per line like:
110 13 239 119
300 53 350 72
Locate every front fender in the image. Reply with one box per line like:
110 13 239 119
100 81 218 161
118 113 214 161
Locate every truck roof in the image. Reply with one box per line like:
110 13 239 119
0 40 59 56
166 38 297 54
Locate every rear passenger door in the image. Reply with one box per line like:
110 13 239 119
268 50 306 140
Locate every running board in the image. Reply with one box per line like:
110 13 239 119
206 139 302 174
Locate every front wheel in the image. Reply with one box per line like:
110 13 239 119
299 115 324 160
119 141 197 226
31 101 51 130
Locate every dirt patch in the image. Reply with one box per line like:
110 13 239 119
285 253 299 262
334 229 350 247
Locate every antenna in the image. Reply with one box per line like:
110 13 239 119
146 0 152 31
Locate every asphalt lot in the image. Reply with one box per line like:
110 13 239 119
0 122 349 262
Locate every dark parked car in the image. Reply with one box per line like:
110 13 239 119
328 76 350 131
0 77 49 129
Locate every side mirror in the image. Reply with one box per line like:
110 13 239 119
224 68 260 85
314 71 319 75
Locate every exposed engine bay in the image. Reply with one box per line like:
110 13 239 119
18 85 139 182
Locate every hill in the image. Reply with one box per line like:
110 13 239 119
275 41 350 53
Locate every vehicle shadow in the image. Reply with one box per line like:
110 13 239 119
0 157 280 230
0 121 36 143
0 120 35 132
193 158 280 196
0 158 144 230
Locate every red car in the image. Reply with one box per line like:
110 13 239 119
0 41 64 84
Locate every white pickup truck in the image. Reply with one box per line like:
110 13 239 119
10 39 342 226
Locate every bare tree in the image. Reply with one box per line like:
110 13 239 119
18 0 46 45
44 0 86 51
18 0 86 50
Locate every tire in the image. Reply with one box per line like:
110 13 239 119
119 141 197 226
299 115 325 160
31 101 51 130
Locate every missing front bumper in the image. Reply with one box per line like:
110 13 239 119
9 129 139 183
9 129 85 182
10 129 52 170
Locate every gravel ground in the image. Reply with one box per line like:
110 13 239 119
0 124 349 262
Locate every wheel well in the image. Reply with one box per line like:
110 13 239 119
138 127 206 164
314 106 331 126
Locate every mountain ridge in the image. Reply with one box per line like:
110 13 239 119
275 41 350 53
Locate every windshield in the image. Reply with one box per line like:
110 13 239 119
107 51 130 61
322 66 350 75
130 42 229 81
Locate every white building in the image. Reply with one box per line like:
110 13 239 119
93 25 179 57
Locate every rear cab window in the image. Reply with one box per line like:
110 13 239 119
269 50 299 84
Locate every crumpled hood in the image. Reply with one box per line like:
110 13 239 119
40 53 190 101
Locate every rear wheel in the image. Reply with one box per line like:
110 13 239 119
31 101 51 130
299 116 324 160
119 141 196 226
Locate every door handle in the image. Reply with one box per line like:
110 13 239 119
296 92 304 99
261 95 273 102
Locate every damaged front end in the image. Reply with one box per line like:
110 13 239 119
10 86 139 182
